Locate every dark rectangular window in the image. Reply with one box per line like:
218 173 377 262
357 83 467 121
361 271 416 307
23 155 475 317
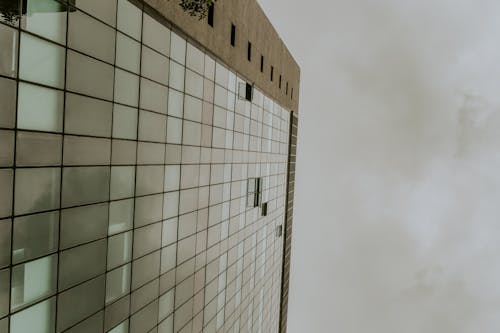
245 83 253 101
261 202 268 216
279 75 282 89
286 82 289 95
247 42 251 61
260 55 264 72
270 66 274 81
247 177 262 208
208 4 214 27
230 24 235 46
291 88 294 99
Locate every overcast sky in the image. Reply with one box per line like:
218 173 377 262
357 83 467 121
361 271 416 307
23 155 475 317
258 1 500 332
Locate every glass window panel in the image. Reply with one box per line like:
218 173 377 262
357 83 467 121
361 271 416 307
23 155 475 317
17 82 64 132
0 170 13 218
215 63 229 88
170 32 185 65
160 244 176 274
16 131 62 167
167 88 183 118
57 276 105 332
135 165 164 196
10 297 56 333
113 104 138 140
106 264 131 304
13 211 59 264
112 139 137 165
61 166 110 207
108 320 129 333
60 203 108 249
109 199 134 235
140 78 168 114
104 298 129 332
63 136 111 166
65 93 112 137
141 46 169 85
68 9 115 63
182 121 201 146
133 222 161 259
11 255 57 311
142 14 169 56
64 311 103 333
114 69 139 107
164 165 180 192
59 239 107 290
73 0 116 26
186 43 204 75
137 142 164 165
19 33 65 88
14 167 60 215
138 110 166 143
131 251 160 290
166 116 182 144
66 50 114 100
0 317 6 333
185 69 203 99
116 32 140 73
204 55 215 80
162 218 177 246
111 166 135 200
0 268 8 317
107 231 132 270
163 191 179 219
134 194 162 228
0 77 16 128
0 23 17 77
117 0 142 40
0 219 10 268
0 130 14 167
21 0 67 43
169 60 184 91
184 95 202 123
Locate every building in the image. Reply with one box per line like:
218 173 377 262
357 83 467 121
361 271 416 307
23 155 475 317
0 0 299 332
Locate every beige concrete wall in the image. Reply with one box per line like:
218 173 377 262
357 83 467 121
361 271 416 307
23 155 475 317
144 0 301 112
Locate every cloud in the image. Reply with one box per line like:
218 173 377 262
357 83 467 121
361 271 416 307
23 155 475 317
259 0 500 332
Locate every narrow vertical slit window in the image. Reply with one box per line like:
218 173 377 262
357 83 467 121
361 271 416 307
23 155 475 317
208 3 214 27
291 88 294 99
247 42 251 61
270 66 274 81
260 55 264 72
230 24 235 46
286 82 289 95
279 75 282 89
245 83 253 102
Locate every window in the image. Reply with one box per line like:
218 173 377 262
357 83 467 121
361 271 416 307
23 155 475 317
247 42 251 61
247 177 262 208
291 88 294 100
245 83 253 101
286 82 289 95
279 75 282 89
230 24 235 46
260 55 264 72
208 3 214 27
261 202 268 216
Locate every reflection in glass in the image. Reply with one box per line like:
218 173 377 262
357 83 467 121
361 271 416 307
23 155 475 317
14 167 61 215
109 199 134 235
0 77 16 128
0 23 17 77
11 255 57 311
61 166 110 207
108 320 129 333
13 211 59 264
0 268 8 317
107 231 132 270
19 33 65 88
110 166 136 200
10 297 56 333
106 264 131 304
21 0 67 43
17 82 64 132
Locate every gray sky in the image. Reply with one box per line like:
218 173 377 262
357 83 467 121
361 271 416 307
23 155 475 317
258 0 500 332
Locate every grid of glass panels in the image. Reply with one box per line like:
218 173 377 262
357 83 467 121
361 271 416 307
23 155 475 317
0 0 290 332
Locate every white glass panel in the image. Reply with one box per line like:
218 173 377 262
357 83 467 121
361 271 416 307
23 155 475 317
186 43 204 74
163 165 180 192
166 116 182 144
117 0 142 40
170 32 186 65
106 264 131 304
113 104 138 140
109 199 134 235
167 89 183 118
116 32 140 73
19 33 65 88
11 255 57 310
169 60 184 91
21 0 67 44
142 14 170 56
114 69 139 107
10 297 56 333
109 320 129 333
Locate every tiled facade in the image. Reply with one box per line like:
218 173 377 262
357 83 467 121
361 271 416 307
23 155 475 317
0 0 297 332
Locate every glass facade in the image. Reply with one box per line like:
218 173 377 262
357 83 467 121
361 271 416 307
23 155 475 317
0 0 291 332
